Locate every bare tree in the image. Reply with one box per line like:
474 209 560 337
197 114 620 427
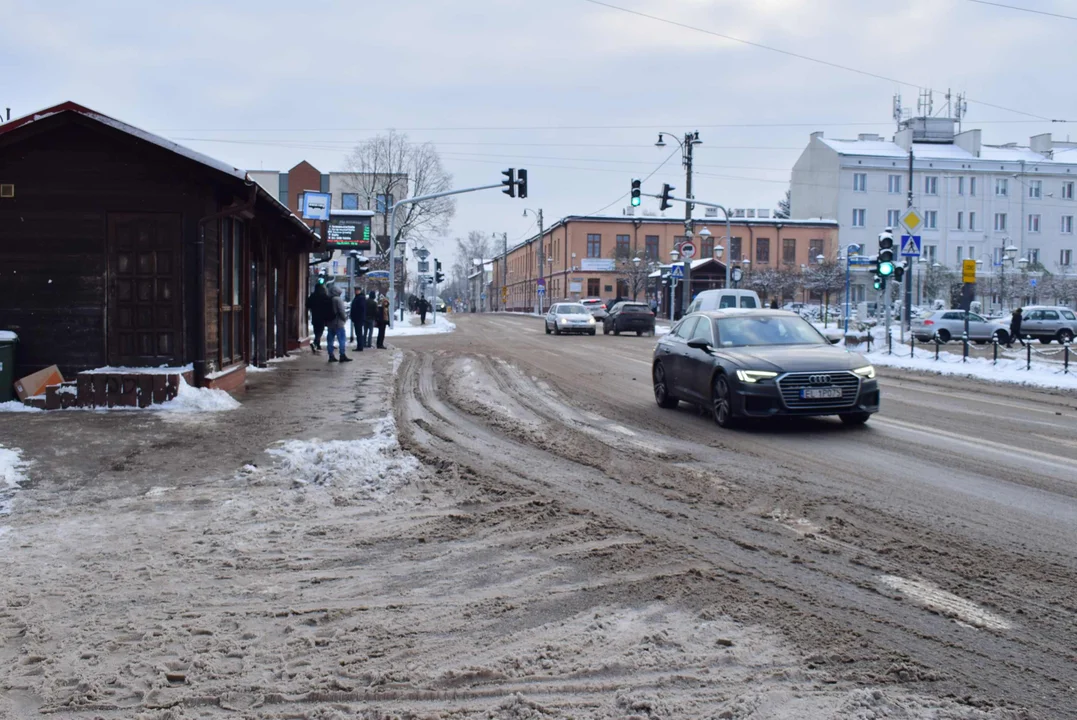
1041 267 1077 306
747 268 786 305
450 231 492 308
775 188 791 219
922 264 957 307
344 131 456 255
608 245 650 300
802 259 845 325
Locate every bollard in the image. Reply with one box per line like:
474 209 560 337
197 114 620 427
910 333 915 358
993 337 999 366
1065 342 1070 375
962 332 969 363
935 334 941 361
1026 338 1032 371
887 328 893 356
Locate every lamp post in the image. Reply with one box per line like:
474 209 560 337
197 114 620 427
523 208 544 314
656 130 702 315
842 243 861 332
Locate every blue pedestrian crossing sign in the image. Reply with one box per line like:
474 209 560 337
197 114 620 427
900 235 922 257
670 264 684 279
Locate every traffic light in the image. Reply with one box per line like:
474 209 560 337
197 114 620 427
892 263 905 283
659 183 674 211
435 259 445 284
501 168 516 198
873 276 883 291
353 254 370 277
630 179 641 207
516 169 528 199
877 230 895 278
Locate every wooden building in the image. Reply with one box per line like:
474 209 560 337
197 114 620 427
0 102 319 392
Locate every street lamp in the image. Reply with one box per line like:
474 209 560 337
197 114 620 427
656 130 702 316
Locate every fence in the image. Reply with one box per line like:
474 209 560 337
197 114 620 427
878 330 1072 374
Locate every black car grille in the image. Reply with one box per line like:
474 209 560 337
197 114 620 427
776 371 860 410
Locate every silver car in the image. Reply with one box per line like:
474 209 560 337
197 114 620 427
580 297 609 320
545 303 597 336
911 310 1010 344
1018 306 1077 344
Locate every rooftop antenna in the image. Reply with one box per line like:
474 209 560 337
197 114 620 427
917 89 934 117
893 93 904 131
955 92 968 133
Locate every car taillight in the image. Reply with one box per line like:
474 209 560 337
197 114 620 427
600 304 606 309
923 320 934 325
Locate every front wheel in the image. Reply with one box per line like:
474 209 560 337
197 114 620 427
653 364 679 409
636 330 643 337
545 323 551 335
1059 329 1074 344
840 412 872 426
712 374 737 428
602 324 609 335
1039 337 1052 345
553 325 561 335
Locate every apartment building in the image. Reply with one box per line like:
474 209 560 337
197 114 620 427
490 215 838 312
791 118 1077 300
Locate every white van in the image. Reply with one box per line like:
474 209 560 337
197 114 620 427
686 289 762 313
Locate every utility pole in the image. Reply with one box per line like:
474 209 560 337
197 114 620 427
903 148 914 339
682 133 699 317
502 231 508 311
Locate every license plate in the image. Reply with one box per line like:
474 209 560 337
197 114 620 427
801 387 842 399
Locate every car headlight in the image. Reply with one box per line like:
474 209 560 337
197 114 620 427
588 316 595 324
852 365 876 379
735 370 779 383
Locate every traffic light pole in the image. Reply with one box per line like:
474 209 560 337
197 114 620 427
644 191 733 296
386 182 505 329
902 148 915 342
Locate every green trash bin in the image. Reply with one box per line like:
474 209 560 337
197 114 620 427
0 331 17 403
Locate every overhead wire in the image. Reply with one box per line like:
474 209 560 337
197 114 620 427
965 0 1077 20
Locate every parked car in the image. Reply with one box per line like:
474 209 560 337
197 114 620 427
911 310 1010 344
603 302 656 336
545 303 597 335
686 289 763 313
435 298 447 313
580 297 609 320
652 310 879 427
1018 306 1077 344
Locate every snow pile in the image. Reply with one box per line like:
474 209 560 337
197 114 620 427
81 363 194 375
266 417 418 498
0 445 30 517
868 348 1077 390
245 364 275 373
0 401 42 413
157 379 241 413
386 312 455 337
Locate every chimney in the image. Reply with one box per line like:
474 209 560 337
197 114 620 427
954 129 982 158
810 131 824 142
1030 133 1053 156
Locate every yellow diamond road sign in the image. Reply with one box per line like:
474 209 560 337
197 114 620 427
900 209 923 233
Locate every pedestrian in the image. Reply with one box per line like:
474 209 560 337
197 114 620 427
350 288 367 353
1008 307 1024 348
364 291 377 348
419 296 428 326
375 294 390 349
307 281 332 353
326 284 352 362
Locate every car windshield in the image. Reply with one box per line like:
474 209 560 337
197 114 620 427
716 315 827 347
557 304 587 314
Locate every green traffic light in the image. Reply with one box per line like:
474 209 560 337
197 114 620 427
878 261 895 277
873 277 882 290
631 196 641 207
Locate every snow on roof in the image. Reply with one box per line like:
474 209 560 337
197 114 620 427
819 135 1077 166
329 209 376 217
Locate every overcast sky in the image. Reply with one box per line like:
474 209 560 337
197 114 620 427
3 0 1075 264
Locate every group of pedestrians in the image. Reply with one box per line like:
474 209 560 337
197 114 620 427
307 282 391 362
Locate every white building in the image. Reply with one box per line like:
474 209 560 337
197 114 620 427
791 117 1077 302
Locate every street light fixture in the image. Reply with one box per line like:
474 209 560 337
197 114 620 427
698 226 712 238
670 248 680 262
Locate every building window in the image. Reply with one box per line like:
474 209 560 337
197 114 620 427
925 176 938 195
376 193 393 213
615 234 630 256
219 218 245 366
756 238 770 264
924 210 938 230
888 174 902 194
1062 215 1074 234
957 176 965 195
970 177 977 196
1029 180 1042 199
956 211 964 230
701 235 714 259
887 209 900 227
645 235 659 260
586 234 602 258
853 173 867 192
341 193 359 210
924 244 937 263
587 278 600 296
1028 214 1041 233
995 178 1008 197
809 238 824 259
957 246 964 264
296 193 305 211
1063 181 1075 200
994 213 1007 232
969 211 977 231
852 208 866 227
782 238 797 263
730 237 742 261
1062 249 1073 266
1029 248 1040 265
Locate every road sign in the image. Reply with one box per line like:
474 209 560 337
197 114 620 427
501 287 508 298
670 264 684 279
849 256 874 265
301 192 331 221
900 208 923 233
1030 277 1038 287
536 277 545 287
900 235 921 257
414 247 430 261
962 259 977 284
481 293 486 300
537 285 545 295
679 242 696 259
367 270 390 279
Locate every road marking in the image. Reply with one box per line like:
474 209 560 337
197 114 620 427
880 575 1012 631
881 379 1074 419
875 416 1077 473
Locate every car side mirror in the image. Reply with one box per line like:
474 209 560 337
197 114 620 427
687 339 711 351
821 328 843 345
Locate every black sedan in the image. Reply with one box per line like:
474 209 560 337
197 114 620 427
603 301 656 336
652 310 880 427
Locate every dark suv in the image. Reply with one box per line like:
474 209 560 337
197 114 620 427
603 302 656 336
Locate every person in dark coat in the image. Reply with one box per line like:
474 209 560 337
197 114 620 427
307 282 332 352
418 297 429 325
364 291 377 348
375 295 390 349
350 288 366 352
1008 307 1024 348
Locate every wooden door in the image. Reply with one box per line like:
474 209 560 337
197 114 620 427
107 213 182 366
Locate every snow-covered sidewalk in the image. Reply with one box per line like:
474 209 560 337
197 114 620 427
386 311 455 336
867 347 1077 391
